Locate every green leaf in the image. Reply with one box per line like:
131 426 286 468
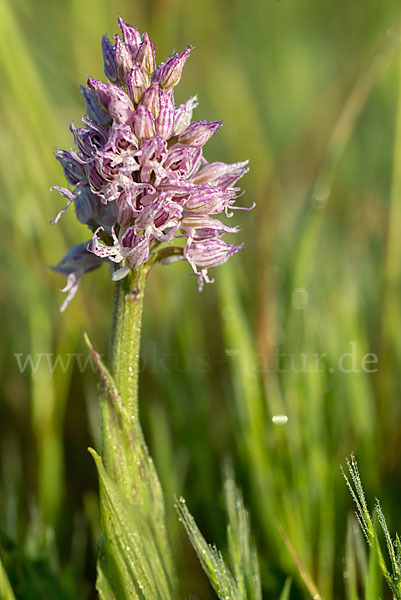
0 531 72 600
176 469 262 600
176 497 240 599
224 466 262 600
85 331 176 599
278 578 292 600
85 334 174 559
90 448 175 600
365 544 382 600
345 517 359 600
0 555 16 600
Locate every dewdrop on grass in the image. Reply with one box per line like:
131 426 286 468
272 415 288 425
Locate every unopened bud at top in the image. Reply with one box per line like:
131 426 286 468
118 15 142 57
114 36 133 83
136 33 155 76
102 35 117 82
155 46 193 90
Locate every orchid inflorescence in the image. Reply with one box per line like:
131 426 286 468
51 16 251 311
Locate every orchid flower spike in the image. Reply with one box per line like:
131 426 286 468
51 16 251 310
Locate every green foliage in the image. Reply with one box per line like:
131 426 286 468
279 578 292 600
0 531 72 600
90 450 175 600
176 468 261 600
86 321 176 599
0 555 16 600
343 455 401 598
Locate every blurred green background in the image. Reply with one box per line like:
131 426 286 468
1 0 401 597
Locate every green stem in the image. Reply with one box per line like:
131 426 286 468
93 263 177 595
99 264 149 475
108 265 148 419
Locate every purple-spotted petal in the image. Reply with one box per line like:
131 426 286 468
89 227 123 262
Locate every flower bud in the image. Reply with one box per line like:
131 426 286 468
80 86 111 126
114 36 133 83
139 82 161 119
156 46 193 90
136 33 155 76
102 35 117 82
180 215 239 237
156 91 175 139
87 77 111 112
133 105 155 140
88 78 135 123
178 120 222 147
172 96 198 135
107 87 135 124
118 15 142 57
126 65 148 104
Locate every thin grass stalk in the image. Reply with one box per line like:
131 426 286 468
379 44 401 430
